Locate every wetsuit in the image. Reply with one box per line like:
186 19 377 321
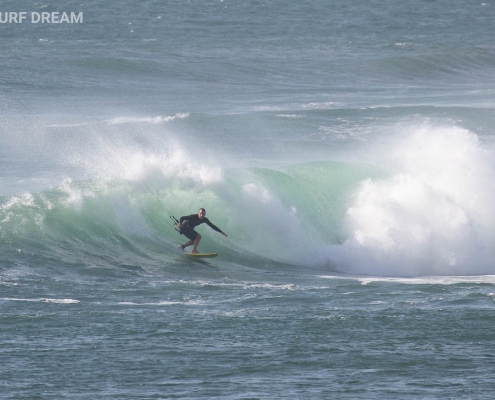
179 214 223 240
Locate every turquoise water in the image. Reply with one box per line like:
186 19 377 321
2 0 495 398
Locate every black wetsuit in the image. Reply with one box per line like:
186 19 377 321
179 214 222 240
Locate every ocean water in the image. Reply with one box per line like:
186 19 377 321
2 0 495 398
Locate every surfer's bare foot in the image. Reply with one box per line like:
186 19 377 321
180 245 185 252
192 250 200 254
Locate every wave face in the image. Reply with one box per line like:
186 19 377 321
0 150 379 271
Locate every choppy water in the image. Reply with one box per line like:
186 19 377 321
2 0 495 398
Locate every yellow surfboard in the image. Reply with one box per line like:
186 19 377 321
184 252 218 258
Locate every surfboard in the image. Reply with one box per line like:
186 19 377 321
184 252 218 258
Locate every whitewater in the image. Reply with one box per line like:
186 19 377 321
2 0 495 398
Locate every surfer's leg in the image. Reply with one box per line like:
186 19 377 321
181 228 198 251
192 234 202 254
181 240 193 251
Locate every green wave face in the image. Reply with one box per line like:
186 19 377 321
0 161 385 269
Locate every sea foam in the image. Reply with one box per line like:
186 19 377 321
319 125 495 276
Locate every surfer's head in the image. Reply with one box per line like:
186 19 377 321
198 208 206 219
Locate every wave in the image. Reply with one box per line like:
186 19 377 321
45 113 190 128
1 120 494 277
0 298 81 304
0 151 382 273
106 113 190 125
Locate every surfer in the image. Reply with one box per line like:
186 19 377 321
178 208 227 254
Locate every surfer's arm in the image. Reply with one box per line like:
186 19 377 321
205 219 227 237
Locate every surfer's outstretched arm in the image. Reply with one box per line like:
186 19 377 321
205 218 227 236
